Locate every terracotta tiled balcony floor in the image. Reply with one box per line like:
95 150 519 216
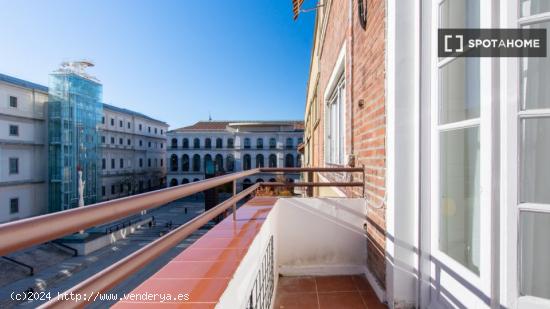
274 275 386 309
114 197 278 308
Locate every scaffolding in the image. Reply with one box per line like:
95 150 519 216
48 61 103 213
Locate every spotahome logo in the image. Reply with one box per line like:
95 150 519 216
439 29 546 57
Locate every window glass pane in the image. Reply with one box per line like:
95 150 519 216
9 96 17 107
520 118 550 203
520 211 550 298
440 0 480 29
521 22 550 110
521 0 550 17
439 58 480 124
439 126 480 274
10 199 18 214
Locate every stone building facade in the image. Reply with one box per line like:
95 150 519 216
0 72 168 221
166 121 303 189
99 104 168 201
0 74 48 222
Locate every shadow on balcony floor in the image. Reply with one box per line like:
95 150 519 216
274 275 386 309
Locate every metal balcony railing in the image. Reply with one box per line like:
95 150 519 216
0 167 363 308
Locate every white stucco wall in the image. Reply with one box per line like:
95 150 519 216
276 198 367 275
217 197 367 309
0 81 47 222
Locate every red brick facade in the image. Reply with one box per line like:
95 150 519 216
304 0 387 288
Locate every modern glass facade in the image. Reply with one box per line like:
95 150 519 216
48 67 103 212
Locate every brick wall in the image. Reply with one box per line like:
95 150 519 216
314 0 387 288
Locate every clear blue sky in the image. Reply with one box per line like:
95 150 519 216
0 0 315 128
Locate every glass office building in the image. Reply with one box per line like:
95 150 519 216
48 62 103 212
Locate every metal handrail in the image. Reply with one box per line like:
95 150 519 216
0 166 364 308
260 167 364 172
0 169 260 257
261 182 364 187
41 183 260 308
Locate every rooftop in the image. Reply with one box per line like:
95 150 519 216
0 72 167 125
102 103 168 126
0 73 48 93
170 120 305 132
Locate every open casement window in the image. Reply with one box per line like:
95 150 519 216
325 75 346 165
517 3 550 301
437 56 481 275
429 0 493 302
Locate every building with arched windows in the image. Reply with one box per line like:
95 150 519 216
166 120 303 188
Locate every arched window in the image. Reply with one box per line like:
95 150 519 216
215 154 223 172
286 138 293 149
170 178 178 187
216 138 223 148
244 138 251 149
181 154 189 171
256 138 263 149
205 138 212 149
204 154 213 173
193 154 201 171
269 138 277 149
181 178 189 184
182 138 189 148
170 154 178 171
269 154 277 168
193 138 200 149
256 178 264 183
298 137 304 145
193 178 200 182
226 155 235 172
256 154 264 168
285 154 294 167
227 138 234 148
296 155 302 167
243 154 251 170
242 178 252 190
171 138 178 148
269 178 276 182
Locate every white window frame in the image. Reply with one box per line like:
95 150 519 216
324 42 347 165
429 0 494 303
501 2 550 308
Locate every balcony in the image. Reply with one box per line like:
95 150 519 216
0 168 384 308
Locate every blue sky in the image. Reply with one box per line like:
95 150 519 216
0 0 315 128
